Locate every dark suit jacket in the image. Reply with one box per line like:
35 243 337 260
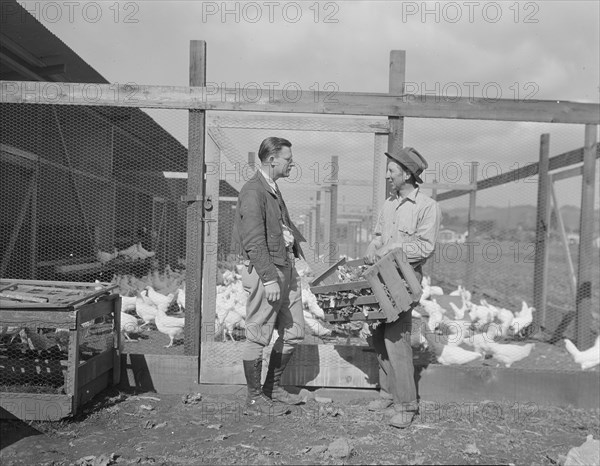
232 171 306 283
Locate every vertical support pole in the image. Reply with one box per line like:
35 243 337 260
329 155 339 264
315 190 321 245
576 125 597 348
549 179 577 300
387 50 406 161
465 162 479 292
424 179 438 279
30 163 39 279
248 151 256 172
372 133 388 232
68 311 81 416
112 296 121 386
533 134 550 329
322 187 332 261
184 40 206 357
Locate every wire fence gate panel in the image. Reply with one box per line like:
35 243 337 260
1 85 599 397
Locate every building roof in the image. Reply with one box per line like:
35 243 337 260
0 0 237 193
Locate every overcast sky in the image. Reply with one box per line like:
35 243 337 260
26 0 600 211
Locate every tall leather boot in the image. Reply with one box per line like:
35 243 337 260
243 358 289 416
262 350 304 405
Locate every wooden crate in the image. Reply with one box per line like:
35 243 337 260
309 249 422 322
0 280 121 421
363 249 422 322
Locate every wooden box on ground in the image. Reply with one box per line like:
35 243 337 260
0 280 121 421
309 249 422 322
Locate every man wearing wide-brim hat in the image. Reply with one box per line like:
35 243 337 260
363 145 441 429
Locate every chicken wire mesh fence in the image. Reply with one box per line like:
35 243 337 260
1 100 598 373
1 103 189 357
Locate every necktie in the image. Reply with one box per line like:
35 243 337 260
274 184 292 228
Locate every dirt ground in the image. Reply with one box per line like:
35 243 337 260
1 385 599 466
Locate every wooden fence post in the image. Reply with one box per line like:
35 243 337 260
465 162 479 292
184 40 206 356
533 134 550 330
576 125 598 348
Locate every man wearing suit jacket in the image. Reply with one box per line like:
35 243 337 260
232 136 306 416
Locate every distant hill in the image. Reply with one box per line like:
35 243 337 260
441 204 599 233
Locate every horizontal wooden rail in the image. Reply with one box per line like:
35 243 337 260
1 81 599 124
437 145 600 201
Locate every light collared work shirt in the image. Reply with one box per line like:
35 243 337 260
373 187 441 263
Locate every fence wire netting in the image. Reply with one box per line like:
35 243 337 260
1 102 598 374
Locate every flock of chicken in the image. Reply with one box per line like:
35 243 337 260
110 264 599 370
113 266 186 348
416 276 599 370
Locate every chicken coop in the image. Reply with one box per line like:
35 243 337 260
0 280 120 420
1 3 599 412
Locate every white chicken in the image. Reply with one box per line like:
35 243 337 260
155 304 185 348
97 248 118 264
120 311 144 342
509 301 535 337
421 276 444 300
302 288 325 320
119 243 138 258
303 310 332 337
487 342 535 368
146 286 175 311
176 285 185 313
449 285 464 296
468 302 495 330
216 308 245 341
438 345 484 365
427 308 445 333
135 291 158 329
424 331 482 365
420 297 446 315
449 301 467 320
564 336 600 370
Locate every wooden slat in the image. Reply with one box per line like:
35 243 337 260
77 350 114 387
575 125 598 348
309 257 346 287
533 134 550 328
437 145 600 201
66 312 80 415
119 354 199 394
184 40 206 354
310 280 370 295
2 81 599 124
321 295 379 309
376 256 412 312
0 291 48 303
207 112 390 133
324 311 386 322
77 295 118 324
551 165 583 182
0 308 76 328
392 249 422 301
363 269 397 321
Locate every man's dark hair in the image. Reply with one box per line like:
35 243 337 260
258 137 292 162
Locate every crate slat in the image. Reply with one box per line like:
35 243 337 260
374 255 413 311
392 250 423 300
